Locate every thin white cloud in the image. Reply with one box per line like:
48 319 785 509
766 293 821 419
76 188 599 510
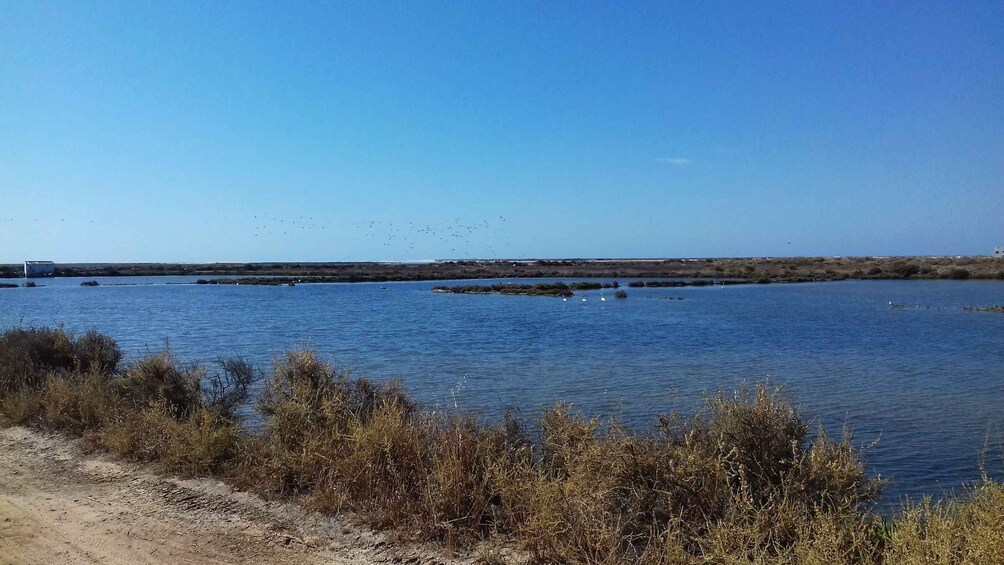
654 157 692 166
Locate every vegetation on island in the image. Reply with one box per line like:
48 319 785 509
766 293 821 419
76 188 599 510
963 305 1004 313
627 279 753 288
1 325 1001 564
1 281 40 289
196 277 302 286
432 281 619 297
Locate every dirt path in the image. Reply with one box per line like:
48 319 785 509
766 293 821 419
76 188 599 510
0 426 473 565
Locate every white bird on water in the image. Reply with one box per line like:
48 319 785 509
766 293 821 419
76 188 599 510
581 298 587 302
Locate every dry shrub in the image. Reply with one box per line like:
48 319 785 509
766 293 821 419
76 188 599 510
0 326 77 392
333 401 432 527
0 327 122 394
689 386 881 563
706 384 809 508
86 406 242 477
247 349 350 494
519 409 643 561
0 386 44 425
203 357 259 421
6 326 1004 564
429 413 534 545
41 371 120 434
513 385 883 563
159 408 244 476
116 352 203 418
885 480 1004 564
10 341 249 478
519 409 727 563
247 349 534 547
73 330 123 374
88 408 179 461
245 348 417 497
791 513 886 565
540 403 598 478
95 354 248 476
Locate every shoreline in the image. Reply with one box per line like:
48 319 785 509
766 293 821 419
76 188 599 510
0 426 475 565
2 326 1002 563
3 256 1003 283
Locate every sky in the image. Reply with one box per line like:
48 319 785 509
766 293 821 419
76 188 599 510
1 1 1002 262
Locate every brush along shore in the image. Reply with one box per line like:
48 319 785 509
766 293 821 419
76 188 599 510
1 326 1002 564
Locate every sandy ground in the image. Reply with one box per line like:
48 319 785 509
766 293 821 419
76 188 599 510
0 426 474 565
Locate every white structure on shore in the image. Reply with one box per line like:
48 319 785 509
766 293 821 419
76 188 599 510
994 247 1004 258
24 261 55 278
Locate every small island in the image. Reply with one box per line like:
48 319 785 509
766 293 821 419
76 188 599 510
627 279 753 288
432 281 619 297
196 277 301 286
963 305 1004 313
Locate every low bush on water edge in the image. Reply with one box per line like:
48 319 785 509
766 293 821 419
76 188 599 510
0 326 1001 564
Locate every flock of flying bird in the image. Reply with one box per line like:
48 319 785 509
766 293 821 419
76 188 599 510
248 214 513 258
3 214 514 258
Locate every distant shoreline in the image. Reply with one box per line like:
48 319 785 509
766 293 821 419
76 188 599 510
2 256 1002 283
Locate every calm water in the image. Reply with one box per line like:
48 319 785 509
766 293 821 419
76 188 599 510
2 276 1003 507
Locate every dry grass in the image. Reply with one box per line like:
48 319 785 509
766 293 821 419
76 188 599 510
884 481 1004 565
1 325 1001 564
0 327 121 394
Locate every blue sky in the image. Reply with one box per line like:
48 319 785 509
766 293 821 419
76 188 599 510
1 1 1001 262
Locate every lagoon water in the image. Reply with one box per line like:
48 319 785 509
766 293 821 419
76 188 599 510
1 276 1002 507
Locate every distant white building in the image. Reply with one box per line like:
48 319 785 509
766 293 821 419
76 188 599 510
995 247 1004 259
24 261 55 278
